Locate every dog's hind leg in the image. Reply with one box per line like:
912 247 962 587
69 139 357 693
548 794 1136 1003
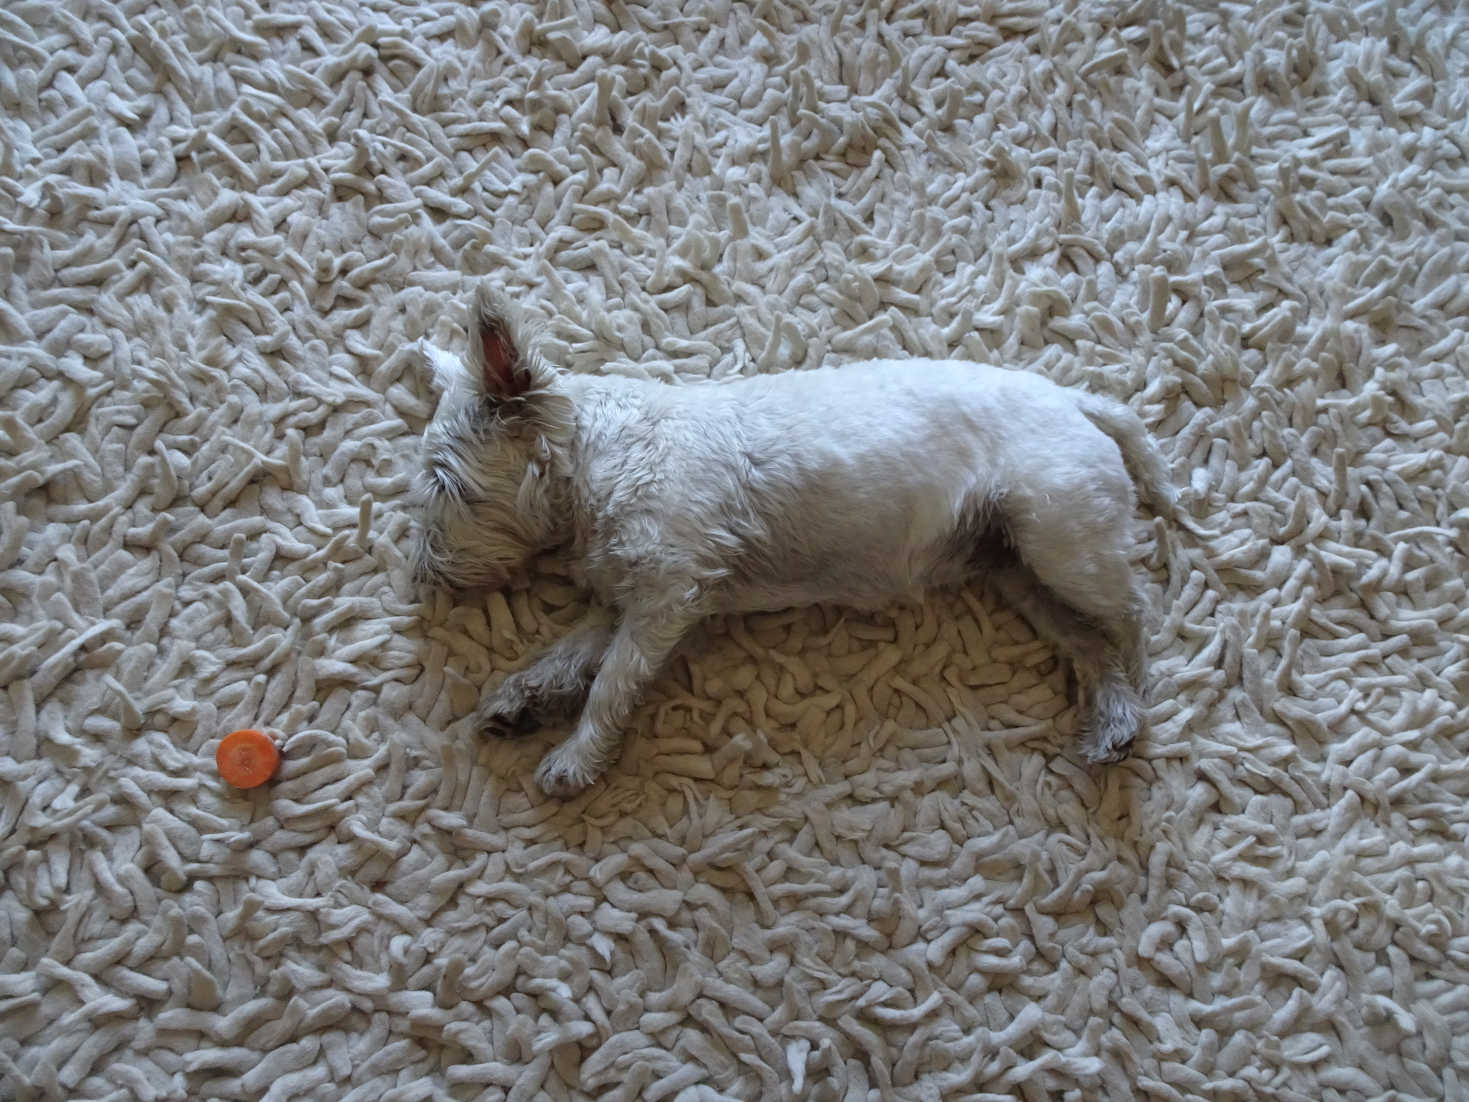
984 563 1144 764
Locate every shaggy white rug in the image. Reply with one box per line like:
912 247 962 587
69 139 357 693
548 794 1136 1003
3 0 1468 1098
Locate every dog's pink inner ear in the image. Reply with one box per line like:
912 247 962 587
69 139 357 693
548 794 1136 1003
480 324 528 398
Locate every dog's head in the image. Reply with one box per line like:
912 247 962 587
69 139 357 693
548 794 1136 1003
410 285 572 590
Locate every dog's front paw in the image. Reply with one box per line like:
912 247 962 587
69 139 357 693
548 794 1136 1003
535 744 602 798
474 677 542 740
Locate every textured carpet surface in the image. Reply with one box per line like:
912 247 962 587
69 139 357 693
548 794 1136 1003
4 1 1469 1099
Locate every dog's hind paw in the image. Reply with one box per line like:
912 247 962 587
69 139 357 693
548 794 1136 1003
1079 676 1142 764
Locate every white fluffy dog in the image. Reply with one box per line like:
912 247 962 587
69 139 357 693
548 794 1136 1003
413 285 1176 797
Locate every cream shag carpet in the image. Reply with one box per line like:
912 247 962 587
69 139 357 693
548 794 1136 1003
3 1 1469 1099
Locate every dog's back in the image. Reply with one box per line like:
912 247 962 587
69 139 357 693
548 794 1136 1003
563 359 1152 617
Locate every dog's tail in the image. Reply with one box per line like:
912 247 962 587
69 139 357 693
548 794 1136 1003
1075 392 1178 517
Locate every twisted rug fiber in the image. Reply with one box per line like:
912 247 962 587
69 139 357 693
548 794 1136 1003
3 0 1469 1099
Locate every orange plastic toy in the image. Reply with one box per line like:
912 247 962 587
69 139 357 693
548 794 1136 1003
217 729 280 788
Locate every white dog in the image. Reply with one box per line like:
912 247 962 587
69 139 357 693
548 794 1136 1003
412 285 1176 797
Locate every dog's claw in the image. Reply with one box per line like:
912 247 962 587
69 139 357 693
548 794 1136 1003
477 710 537 739
1079 715 1139 763
474 680 541 739
1080 736 1134 765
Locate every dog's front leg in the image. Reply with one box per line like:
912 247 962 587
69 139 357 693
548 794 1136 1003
534 606 695 798
475 607 614 738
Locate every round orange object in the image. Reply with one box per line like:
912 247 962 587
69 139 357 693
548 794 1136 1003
217 729 280 788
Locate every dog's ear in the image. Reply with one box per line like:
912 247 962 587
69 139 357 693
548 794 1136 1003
467 284 534 401
462 284 573 444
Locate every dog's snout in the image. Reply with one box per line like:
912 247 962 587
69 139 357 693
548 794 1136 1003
410 558 436 586
409 529 449 590
409 553 443 592
409 541 511 593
